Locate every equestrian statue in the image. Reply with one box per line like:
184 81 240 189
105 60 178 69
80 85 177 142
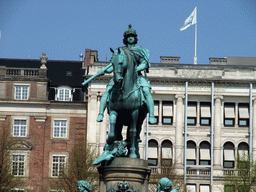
82 25 155 164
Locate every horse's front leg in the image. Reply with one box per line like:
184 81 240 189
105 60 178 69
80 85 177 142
129 109 139 158
107 110 118 145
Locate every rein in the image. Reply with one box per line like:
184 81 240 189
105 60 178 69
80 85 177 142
117 48 140 101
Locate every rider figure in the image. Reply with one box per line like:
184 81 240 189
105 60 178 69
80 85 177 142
96 24 156 124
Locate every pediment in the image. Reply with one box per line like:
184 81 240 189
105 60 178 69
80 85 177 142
8 140 33 150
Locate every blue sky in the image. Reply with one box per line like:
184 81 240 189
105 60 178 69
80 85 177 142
0 0 255 64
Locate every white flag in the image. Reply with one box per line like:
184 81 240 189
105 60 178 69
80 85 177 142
180 7 197 31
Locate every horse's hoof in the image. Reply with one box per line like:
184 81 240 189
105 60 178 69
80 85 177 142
129 153 137 158
149 116 156 124
96 114 104 122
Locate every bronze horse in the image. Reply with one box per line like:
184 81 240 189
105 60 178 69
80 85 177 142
106 47 147 158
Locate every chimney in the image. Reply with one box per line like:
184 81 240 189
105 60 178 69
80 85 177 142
84 49 98 68
160 56 180 64
209 57 227 65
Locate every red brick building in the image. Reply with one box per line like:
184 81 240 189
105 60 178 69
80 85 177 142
0 53 87 191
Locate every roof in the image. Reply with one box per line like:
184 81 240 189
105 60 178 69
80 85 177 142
0 58 84 87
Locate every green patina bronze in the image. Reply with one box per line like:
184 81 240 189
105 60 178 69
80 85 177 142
83 25 155 163
77 180 92 192
156 177 179 192
107 182 140 192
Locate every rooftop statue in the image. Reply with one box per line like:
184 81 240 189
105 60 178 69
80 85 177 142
77 180 92 192
83 25 155 164
156 177 179 192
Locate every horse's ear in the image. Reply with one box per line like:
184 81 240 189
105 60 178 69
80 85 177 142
110 48 114 53
118 47 121 54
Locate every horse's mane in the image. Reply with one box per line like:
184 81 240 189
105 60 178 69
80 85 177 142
121 47 138 82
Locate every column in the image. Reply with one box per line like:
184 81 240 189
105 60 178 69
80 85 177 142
173 99 176 127
159 100 162 125
98 93 107 154
235 102 238 127
87 93 98 145
252 98 256 161
196 102 200 126
213 96 223 170
196 146 200 166
175 94 184 168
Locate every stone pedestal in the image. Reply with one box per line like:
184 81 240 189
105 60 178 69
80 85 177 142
98 157 151 192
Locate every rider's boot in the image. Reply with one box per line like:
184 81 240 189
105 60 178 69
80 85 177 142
96 92 108 122
107 111 117 145
96 113 104 122
143 87 156 124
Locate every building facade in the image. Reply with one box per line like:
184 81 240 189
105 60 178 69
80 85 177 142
0 54 87 191
85 49 256 192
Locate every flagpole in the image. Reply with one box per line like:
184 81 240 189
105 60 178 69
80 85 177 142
194 9 197 65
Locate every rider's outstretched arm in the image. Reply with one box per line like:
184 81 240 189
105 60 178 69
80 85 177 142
136 59 150 72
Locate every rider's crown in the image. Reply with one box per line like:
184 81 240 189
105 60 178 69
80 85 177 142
123 24 137 37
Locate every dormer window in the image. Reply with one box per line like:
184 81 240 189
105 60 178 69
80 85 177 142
15 85 29 100
56 87 72 101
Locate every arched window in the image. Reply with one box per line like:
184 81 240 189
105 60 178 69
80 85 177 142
199 141 211 165
187 141 196 165
148 139 158 166
161 140 173 166
56 86 72 101
223 142 235 168
238 142 249 161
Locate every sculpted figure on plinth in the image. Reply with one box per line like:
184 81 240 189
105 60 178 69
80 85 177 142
83 25 155 164
156 177 179 192
77 180 92 192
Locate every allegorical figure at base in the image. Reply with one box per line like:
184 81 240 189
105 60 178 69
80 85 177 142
157 177 179 192
82 25 155 164
77 180 92 192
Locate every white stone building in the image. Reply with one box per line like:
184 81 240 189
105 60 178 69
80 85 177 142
85 50 256 192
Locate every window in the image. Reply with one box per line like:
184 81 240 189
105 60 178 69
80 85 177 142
223 142 235 168
148 140 158 166
187 184 196 192
13 119 27 137
52 155 66 177
153 101 159 124
187 141 196 165
238 142 249 162
162 101 173 125
200 102 211 126
12 155 25 176
161 140 172 166
224 103 235 127
57 87 72 101
238 104 249 127
53 120 67 138
15 85 29 100
200 185 210 192
66 71 72 76
187 102 197 125
199 141 211 166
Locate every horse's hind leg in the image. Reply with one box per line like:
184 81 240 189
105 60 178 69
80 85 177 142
107 110 118 145
129 109 139 158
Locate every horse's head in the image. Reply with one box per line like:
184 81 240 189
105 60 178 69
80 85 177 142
110 47 128 85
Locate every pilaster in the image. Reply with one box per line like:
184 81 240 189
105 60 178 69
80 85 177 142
175 94 184 167
252 97 256 160
87 93 98 145
213 95 223 170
